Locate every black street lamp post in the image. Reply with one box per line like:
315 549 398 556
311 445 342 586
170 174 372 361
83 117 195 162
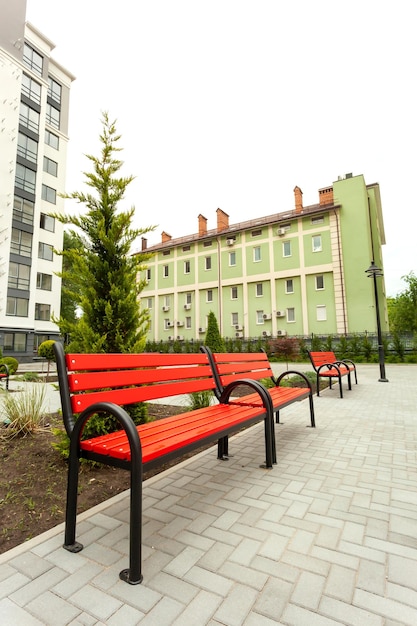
365 261 388 382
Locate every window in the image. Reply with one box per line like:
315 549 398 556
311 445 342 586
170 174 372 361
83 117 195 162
46 103 60 130
186 316 192 329
147 298 153 309
312 235 322 252
15 164 36 194
182 245 191 252
229 251 236 266
41 184 56 204
205 256 212 270
45 129 59 150
21 73 41 104
33 334 50 353
185 293 192 304
7 296 29 317
8 262 30 290
207 289 213 302
316 305 327 321
203 241 212 247
283 240 291 257
13 196 34 225
253 246 261 262
146 268 151 281
312 215 324 224
40 213 55 232
251 229 262 237
232 312 238 326
231 286 238 300
256 310 264 324
17 132 38 163
35 303 51 321
287 307 295 322
38 242 53 261
23 43 43 76
4 333 26 352
256 283 263 297
316 275 324 290
37 272 52 290
285 279 294 294
184 260 190 274
19 102 40 133
162 250 170 256
48 77 62 105
163 265 169 278
11 228 32 257
43 156 58 176
164 296 171 308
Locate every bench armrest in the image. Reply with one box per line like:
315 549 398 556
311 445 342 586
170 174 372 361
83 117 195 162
317 362 341 375
0 363 9 375
219 378 273 415
275 370 313 392
69 401 142 467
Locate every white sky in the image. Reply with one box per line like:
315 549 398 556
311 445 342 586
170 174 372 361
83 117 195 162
26 0 417 297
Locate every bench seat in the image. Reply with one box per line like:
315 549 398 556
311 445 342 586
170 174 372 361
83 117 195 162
308 350 357 398
54 342 275 585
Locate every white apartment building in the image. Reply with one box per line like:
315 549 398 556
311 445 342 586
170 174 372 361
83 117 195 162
0 0 74 361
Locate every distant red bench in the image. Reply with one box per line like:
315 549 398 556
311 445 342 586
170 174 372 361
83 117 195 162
203 348 315 433
308 351 357 398
0 363 9 391
53 342 275 585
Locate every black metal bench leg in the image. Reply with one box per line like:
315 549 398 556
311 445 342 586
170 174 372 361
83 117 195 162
309 394 316 428
64 453 83 553
338 375 343 398
119 457 143 584
347 372 352 390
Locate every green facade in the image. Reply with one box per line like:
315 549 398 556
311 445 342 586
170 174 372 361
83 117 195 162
139 174 388 342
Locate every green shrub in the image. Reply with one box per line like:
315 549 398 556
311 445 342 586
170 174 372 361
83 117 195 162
0 357 18 375
1 384 47 438
187 390 214 411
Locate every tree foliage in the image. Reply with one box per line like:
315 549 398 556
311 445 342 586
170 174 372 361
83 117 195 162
204 311 225 352
388 271 417 334
51 113 155 353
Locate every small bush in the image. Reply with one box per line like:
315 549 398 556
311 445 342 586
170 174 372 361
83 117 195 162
16 372 41 382
187 390 214 411
1 384 47 438
1 357 18 375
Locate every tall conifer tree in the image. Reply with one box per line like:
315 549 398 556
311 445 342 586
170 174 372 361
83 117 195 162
53 113 155 353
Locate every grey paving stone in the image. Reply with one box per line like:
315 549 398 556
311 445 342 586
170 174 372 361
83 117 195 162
214 583 258 626
26 590 82 625
0 598 44 625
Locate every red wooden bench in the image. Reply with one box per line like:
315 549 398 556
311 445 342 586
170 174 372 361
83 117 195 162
53 342 275 585
308 350 357 398
202 348 315 436
0 363 9 391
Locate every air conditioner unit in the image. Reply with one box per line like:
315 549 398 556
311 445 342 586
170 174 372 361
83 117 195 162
226 238 235 246
198 327 205 333
166 321 174 327
234 324 243 331
263 313 272 320
277 228 286 236
177 335 184 341
277 329 287 336
168 335 174 341
162 305 170 312
276 310 285 318
177 321 184 327
184 303 191 310
262 331 272 337
235 332 243 338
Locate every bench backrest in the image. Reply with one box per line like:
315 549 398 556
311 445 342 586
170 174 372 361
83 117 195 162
54 342 216 436
202 348 274 396
308 351 337 370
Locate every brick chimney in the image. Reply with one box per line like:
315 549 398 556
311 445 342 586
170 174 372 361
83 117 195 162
141 237 147 250
161 231 172 243
198 214 207 236
294 186 303 213
216 208 229 231
318 186 334 206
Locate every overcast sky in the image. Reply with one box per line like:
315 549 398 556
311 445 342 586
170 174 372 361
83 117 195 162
26 0 416 297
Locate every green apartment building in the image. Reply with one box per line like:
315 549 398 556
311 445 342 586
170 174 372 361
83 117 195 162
138 173 388 342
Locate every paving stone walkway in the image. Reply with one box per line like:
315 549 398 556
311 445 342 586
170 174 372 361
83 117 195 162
1 363 417 625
